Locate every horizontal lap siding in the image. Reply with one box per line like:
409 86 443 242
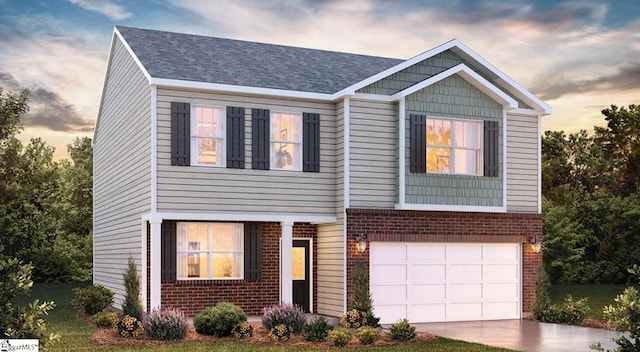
93 38 151 306
507 114 539 213
156 88 336 215
349 99 397 208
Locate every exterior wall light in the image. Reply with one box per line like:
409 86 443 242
529 236 542 253
355 234 367 253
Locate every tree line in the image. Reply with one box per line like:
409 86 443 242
0 87 92 282
542 104 640 284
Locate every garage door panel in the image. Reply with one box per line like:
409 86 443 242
372 244 406 261
485 283 518 299
408 244 445 261
449 264 482 281
485 302 518 319
411 264 445 281
371 264 406 283
410 284 445 300
447 245 482 260
371 243 521 323
410 304 446 322
485 264 518 280
372 284 407 303
449 283 483 300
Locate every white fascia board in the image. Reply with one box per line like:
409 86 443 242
395 203 507 213
151 78 334 101
333 39 461 97
391 64 518 109
142 212 336 224
114 27 152 82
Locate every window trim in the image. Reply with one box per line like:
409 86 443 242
191 105 227 167
176 222 244 281
270 111 303 171
426 116 483 176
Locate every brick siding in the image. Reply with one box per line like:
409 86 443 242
155 222 317 317
345 208 542 312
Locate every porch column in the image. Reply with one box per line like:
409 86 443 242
280 220 293 304
149 216 162 310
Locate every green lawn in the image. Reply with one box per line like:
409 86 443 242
550 284 629 320
19 283 516 352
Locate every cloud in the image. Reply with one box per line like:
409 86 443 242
0 69 94 133
66 0 132 20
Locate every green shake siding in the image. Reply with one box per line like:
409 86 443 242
405 75 504 207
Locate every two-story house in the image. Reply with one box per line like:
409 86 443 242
94 26 550 323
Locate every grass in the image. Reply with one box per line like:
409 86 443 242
550 284 630 320
16 283 516 352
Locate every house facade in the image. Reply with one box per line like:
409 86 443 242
94 26 550 323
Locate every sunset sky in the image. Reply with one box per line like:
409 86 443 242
1 0 638 159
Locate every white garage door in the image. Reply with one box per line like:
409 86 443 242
370 243 520 323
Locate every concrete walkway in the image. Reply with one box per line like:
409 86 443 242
416 319 620 352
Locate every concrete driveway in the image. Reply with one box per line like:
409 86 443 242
415 319 620 351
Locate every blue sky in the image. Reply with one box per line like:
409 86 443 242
1 0 638 159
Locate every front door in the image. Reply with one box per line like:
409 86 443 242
292 240 311 312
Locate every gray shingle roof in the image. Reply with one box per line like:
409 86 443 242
116 26 404 94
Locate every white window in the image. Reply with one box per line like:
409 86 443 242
271 112 302 170
192 106 225 166
426 118 482 175
177 222 243 280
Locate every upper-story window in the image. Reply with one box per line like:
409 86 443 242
426 118 482 175
271 112 302 170
177 222 243 280
192 106 226 166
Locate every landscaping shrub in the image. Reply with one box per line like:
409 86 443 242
261 302 306 333
302 316 333 342
116 315 143 338
355 326 379 344
340 309 367 328
539 295 590 324
193 302 247 337
91 310 119 328
122 256 143 320
349 260 381 327
142 307 188 340
327 328 352 347
532 266 551 321
268 324 294 342
232 321 254 338
389 319 416 341
71 284 114 315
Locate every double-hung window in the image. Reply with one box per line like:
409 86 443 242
271 112 302 170
176 222 243 280
426 118 482 175
192 106 225 166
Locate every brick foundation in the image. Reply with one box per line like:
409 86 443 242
156 222 317 317
345 208 542 312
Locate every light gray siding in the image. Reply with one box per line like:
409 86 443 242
506 113 539 212
405 75 504 206
349 99 397 208
156 88 336 216
93 37 151 305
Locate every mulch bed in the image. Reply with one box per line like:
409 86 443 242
89 326 437 349
524 315 610 329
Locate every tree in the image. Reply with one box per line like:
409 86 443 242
0 87 28 144
122 256 143 320
349 260 380 327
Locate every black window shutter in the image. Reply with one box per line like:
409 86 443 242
161 220 177 282
171 102 190 166
303 112 320 172
252 109 270 170
227 106 245 169
410 114 427 173
244 223 262 281
484 120 499 177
